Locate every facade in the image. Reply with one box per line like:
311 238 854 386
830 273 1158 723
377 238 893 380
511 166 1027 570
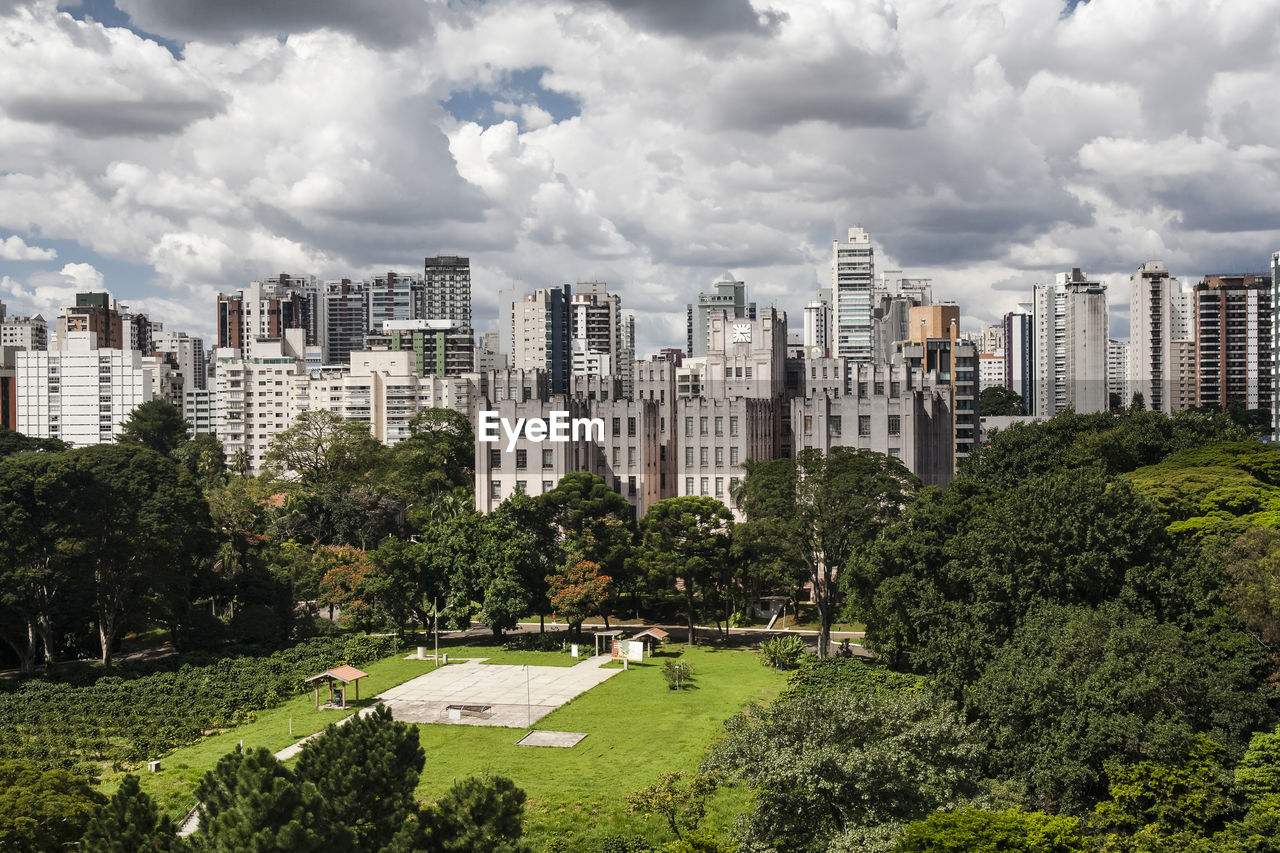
831 226 875 361
55 292 124 351
423 255 471 325
686 275 756 358
366 319 476 378
803 300 829 355
1003 308 1033 405
1032 269 1108 417
214 331 309 474
1128 261 1194 413
1107 339 1130 407
324 279 370 368
475 330 508 372
1194 274 1273 411
1 314 47 351
152 327 207 392
218 274 322 358
16 333 152 446
510 285 573 394
894 304 977 468
978 352 1005 391
367 271 424 331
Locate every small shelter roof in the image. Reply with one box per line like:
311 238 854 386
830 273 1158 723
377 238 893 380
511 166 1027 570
631 628 669 642
592 630 624 638
305 665 368 684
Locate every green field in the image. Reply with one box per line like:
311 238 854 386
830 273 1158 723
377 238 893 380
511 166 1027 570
99 639 785 850
406 644 786 849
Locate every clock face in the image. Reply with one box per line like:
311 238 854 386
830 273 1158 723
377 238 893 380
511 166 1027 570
732 323 751 343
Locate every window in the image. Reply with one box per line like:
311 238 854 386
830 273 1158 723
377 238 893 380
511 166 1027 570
730 476 741 494
628 417 636 436
888 415 901 436
804 415 813 435
612 417 621 436
628 476 636 495
686 477 694 495
489 449 502 469
859 415 871 436
714 416 723 435
515 480 527 493
685 417 693 437
700 417 708 435
715 477 724 498
729 416 739 436
490 481 501 499
685 447 694 467
660 446 666 461
890 381 900 398
700 477 709 496
515 449 527 469
542 480 553 492
858 381 868 397
745 367 753 378
700 447 709 466
715 447 724 466
888 448 901 458
730 447 739 465
830 416 842 436
874 381 885 395
612 447 620 468
543 449 554 467
628 447 636 467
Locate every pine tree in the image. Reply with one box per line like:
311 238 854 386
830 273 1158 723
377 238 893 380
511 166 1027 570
424 774 529 853
80 774 176 852
190 746 346 853
294 704 425 853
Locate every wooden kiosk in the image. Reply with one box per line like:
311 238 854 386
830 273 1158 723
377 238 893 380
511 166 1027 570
305 665 368 709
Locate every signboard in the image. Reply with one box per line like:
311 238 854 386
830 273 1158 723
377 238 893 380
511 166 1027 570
627 641 644 662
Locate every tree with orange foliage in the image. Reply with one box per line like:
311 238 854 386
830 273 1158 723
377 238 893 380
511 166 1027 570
314 545 376 632
547 560 611 642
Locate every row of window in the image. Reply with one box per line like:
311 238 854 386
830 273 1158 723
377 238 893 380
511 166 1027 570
802 414 901 436
684 415 741 437
684 446 740 468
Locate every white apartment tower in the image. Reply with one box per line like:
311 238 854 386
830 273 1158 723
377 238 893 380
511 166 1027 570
1032 269 1108 417
1 314 48 351
1108 339 1130 407
16 332 152 446
831 226 875 361
803 300 830 355
1128 261 1194 413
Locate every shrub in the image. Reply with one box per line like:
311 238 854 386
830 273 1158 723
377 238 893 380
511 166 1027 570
758 635 807 669
662 659 695 690
780 656 925 699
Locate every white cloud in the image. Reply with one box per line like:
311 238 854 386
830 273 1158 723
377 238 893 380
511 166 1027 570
0 235 57 261
0 0 1277 352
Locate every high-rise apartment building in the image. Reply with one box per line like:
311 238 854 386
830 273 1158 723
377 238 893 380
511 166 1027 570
978 352 1005 391
218 274 322 358
1108 339 1130 408
686 274 756 358
831 226 875 361
423 255 471 326
324 279 370 368
1003 307 1033 405
1194 273 1273 412
895 304 977 466
55 292 124 351
510 285 573 394
152 326 208 392
367 271 424 331
1128 261 1194 413
16 332 152 446
1032 269 1108 417
1 314 47 351
803 300 829 355
366 319 475 378
214 330 309 474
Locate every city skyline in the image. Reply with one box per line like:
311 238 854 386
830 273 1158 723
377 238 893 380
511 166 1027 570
1 0 1278 356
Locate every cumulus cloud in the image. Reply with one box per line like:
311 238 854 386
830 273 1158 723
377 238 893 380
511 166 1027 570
0 0 1278 351
114 0 436 48
0 235 57 260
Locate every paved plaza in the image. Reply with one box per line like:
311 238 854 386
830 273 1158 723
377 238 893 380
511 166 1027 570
377 655 621 727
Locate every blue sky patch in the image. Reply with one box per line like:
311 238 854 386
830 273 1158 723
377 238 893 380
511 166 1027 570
57 0 184 58
442 66 582 129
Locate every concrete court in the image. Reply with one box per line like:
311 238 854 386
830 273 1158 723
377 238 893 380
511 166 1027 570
377 655 621 728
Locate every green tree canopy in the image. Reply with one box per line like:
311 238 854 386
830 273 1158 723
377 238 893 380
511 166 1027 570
264 410 384 486
978 386 1025 416
294 705 424 853
540 472 634 577
117 399 191 457
81 773 176 852
423 774 529 853
0 759 105 853
638 496 733 645
191 746 345 852
737 448 919 656
893 809 1087 853
703 688 980 853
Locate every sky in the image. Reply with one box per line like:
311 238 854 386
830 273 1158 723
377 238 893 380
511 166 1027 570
1 0 1278 354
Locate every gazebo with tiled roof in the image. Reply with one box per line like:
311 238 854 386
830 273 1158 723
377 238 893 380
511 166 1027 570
304 665 368 709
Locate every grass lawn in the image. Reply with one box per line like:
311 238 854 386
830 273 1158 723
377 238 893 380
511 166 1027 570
404 644 786 851
97 652 442 817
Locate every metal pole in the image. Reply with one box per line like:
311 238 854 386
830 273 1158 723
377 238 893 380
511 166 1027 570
434 596 439 665
526 665 531 729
